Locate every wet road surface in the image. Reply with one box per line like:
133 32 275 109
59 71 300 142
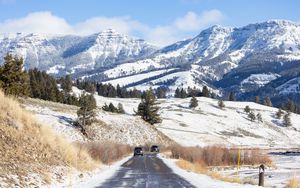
98 154 195 188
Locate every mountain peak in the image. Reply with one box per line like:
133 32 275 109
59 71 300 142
95 28 124 39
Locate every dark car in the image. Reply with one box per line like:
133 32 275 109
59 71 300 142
150 145 160 153
133 147 143 156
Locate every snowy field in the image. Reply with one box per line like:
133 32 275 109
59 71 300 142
219 151 300 188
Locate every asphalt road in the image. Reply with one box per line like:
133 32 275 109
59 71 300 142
98 153 196 188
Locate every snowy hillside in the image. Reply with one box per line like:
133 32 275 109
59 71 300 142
22 94 173 146
157 97 300 148
2 20 300 99
0 29 156 76
100 20 300 97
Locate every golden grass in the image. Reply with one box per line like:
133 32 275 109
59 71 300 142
170 144 272 166
0 91 99 185
176 159 235 183
285 175 299 188
77 141 131 164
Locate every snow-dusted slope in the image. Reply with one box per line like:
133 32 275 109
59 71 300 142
157 97 300 148
0 29 157 76
99 20 300 95
276 76 300 94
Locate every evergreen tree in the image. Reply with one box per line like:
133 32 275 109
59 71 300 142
180 88 187 98
283 112 292 127
175 87 181 98
202 86 210 97
0 54 30 96
244 105 251 113
109 103 118 113
117 103 125 114
263 96 272 107
228 92 236 101
256 113 263 123
77 93 96 129
276 108 284 119
156 87 167 98
254 96 260 104
102 103 110 111
218 99 225 109
285 99 295 112
61 75 72 92
136 89 161 124
85 82 96 94
248 111 256 121
189 96 198 108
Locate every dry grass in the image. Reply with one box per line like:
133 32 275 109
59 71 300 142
170 144 272 166
176 159 235 183
0 91 98 186
285 175 299 188
77 142 131 164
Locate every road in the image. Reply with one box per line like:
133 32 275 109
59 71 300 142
97 153 196 188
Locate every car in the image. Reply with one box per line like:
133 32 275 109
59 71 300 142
133 147 144 156
150 145 160 153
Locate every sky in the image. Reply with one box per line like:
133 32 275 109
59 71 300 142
0 0 299 46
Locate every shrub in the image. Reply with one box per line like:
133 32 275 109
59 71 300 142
77 142 131 164
170 145 271 167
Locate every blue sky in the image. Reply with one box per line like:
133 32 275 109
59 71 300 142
0 0 299 46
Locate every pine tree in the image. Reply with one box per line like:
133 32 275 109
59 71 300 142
180 88 187 98
255 96 260 104
218 100 225 109
228 92 236 101
248 111 256 121
244 105 251 113
136 89 161 124
0 54 30 96
189 96 198 108
102 103 110 111
257 113 263 123
285 99 295 112
202 86 210 97
109 103 118 113
117 103 125 114
276 108 284 119
263 96 272 107
283 112 292 127
174 87 180 98
61 75 72 92
77 93 96 129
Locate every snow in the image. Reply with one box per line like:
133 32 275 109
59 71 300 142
156 97 300 148
241 73 280 87
220 152 300 188
24 100 85 142
103 59 163 78
46 65 65 74
160 155 258 188
103 69 175 87
276 76 300 94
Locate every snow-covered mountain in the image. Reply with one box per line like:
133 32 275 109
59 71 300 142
0 29 157 76
1 20 300 99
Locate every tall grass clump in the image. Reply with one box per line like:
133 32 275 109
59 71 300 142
0 90 98 184
78 142 131 164
170 144 271 167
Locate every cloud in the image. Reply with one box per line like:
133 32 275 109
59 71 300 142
0 10 224 46
174 10 224 31
0 12 72 34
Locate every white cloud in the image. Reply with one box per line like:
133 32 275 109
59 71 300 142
0 12 73 34
0 10 224 46
174 10 224 31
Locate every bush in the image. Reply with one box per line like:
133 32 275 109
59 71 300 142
77 142 131 164
170 145 271 167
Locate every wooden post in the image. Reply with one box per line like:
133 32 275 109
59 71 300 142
258 164 265 186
